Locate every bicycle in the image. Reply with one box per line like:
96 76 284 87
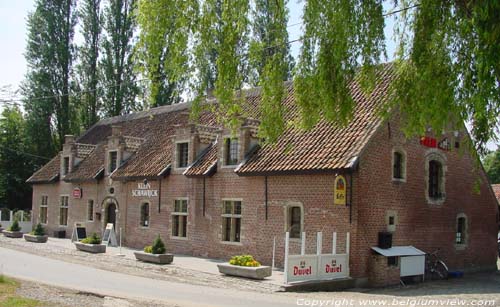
425 249 449 280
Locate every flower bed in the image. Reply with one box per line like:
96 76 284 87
217 255 272 280
134 235 174 264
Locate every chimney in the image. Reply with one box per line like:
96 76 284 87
111 125 122 137
64 135 75 145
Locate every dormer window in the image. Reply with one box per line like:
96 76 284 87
62 157 70 176
177 142 189 168
109 151 118 173
224 138 239 166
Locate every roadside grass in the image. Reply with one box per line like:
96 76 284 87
0 275 41 307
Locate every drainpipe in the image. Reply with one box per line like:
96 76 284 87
158 178 162 213
203 177 206 217
265 176 268 220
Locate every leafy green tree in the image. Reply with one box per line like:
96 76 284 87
0 107 37 210
100 0 139 116
22 0 78 151
483 148 500 184
77 0 102 129
249 0 294 86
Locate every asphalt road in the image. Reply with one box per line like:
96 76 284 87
0 247 295 307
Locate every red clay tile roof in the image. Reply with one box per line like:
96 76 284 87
183 142 218 177
64 144 105 182
30 63 395 181
235 63 394 175
26 155 61 184
491 184 500 202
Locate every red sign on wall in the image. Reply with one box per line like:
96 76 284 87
420 136 437 148
73 188 82 199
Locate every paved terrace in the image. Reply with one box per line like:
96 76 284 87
0 235 285 293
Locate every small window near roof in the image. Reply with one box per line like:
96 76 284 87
392 150 405 180
224 138 239 165
109 151 118 173
177 142 189 168
62 157 70 176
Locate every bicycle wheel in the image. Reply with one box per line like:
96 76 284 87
434 260 449 279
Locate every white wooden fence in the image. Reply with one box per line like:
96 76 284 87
0 209 33 233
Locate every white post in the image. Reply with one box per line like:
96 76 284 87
272 236 276 271
316 232 322 255
119 227 122 254
346 232 350 254
9 211 13 222
20 211 24 222
332 232 337 254
284 232 290 284
301 232 306 255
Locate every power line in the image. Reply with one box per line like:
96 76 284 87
0 144 52 161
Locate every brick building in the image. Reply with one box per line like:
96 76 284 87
27 65 499 286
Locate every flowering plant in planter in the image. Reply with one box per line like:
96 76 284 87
135 235 173 264
3 220 23 238
218 255 271 279
24 223 48 243
81 233 102 244
229 255 261 267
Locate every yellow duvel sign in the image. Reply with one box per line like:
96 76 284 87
334 175 347 206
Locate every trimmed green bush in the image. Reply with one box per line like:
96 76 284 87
81 233 101 244
8 220 21 232
151 235 166 254
32 223 45 236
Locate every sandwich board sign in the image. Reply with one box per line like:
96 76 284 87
71 223 87 242
102 223 117 247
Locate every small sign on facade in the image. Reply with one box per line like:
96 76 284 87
334 175 346 206
420 136 437 148
73 188 82 199
132 182 158 197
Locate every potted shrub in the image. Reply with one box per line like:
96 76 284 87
134 235 174 264
74 233 106 253
3 220 23 238
24 223 48 243
217 255 272 280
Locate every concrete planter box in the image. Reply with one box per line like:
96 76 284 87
74 242 106 253
217 263 272 280
134 251 174 264
0 227 3 233
24 234 48 243
3 230 23 238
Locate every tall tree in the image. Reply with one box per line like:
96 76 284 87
22 0 77 153
136 0 197 107
100 0 139 116
483 148 500 184
0 106 39 210
249 0 294 86
77 0 102 129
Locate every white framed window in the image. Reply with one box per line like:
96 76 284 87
392 149 406 181
62 156 70 176
87 200 94 222
222 200 242 242
59 195 69 226
40 195 48 224
108 151 118 173
224 137 239 166
176 142 189 168
140 202 150 227
285 204 303 239
172 199 188 238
